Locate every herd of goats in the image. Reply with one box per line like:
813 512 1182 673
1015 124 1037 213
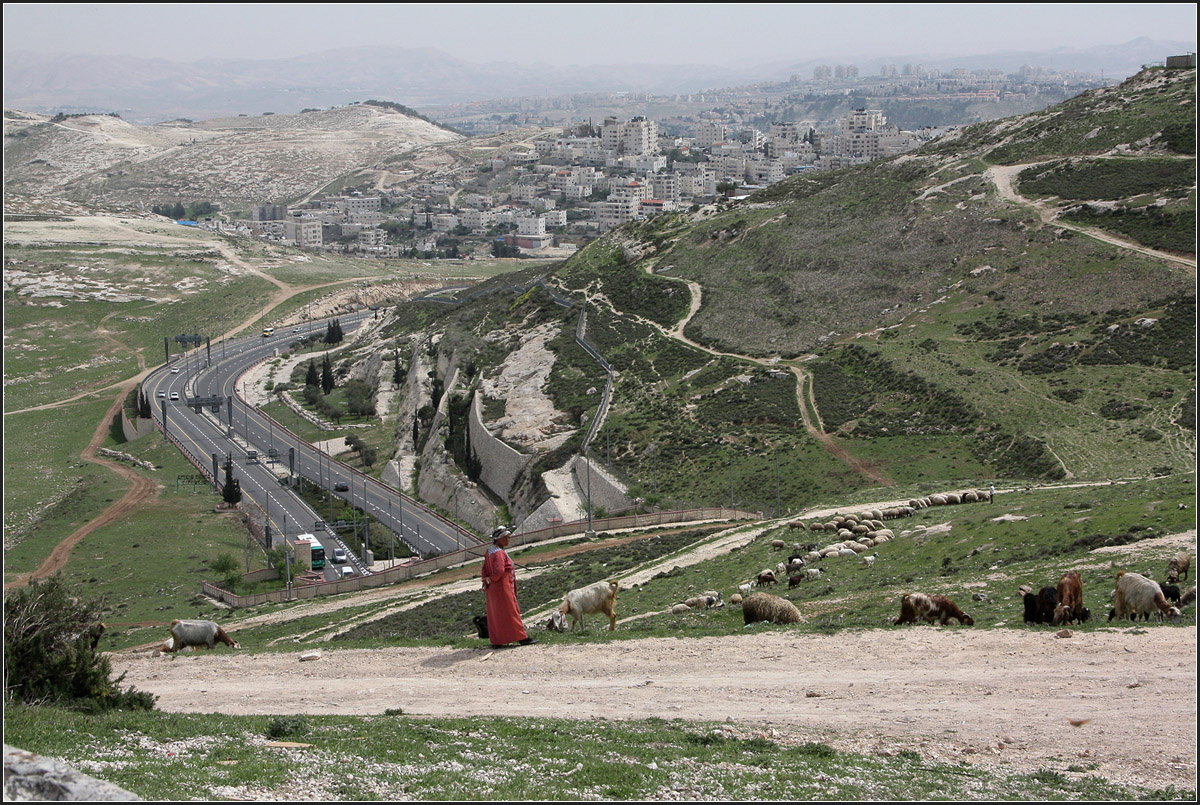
155 487 1192 652
665 487 1194 630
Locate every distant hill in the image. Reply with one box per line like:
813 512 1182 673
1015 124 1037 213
3 39 1193 124
2 103 463 208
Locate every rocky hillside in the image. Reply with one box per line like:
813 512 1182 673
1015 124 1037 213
369 68 1194 525
2 103 462 209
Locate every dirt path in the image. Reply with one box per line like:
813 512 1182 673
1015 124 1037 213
109 625 1196 791
986 163 1196 274
629 273 894 486
5 392 157 589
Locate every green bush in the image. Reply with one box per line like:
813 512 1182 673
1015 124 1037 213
4 575 155 710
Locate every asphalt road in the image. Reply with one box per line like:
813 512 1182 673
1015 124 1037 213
144 313 477 580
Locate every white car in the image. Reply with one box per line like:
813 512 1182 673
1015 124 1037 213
169 392 180 401
332 547 347 564
170 367 180 374
157 390 166 398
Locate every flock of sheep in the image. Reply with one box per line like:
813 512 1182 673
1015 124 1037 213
661 489 1195 632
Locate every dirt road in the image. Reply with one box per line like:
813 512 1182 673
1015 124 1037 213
110 625 1196 791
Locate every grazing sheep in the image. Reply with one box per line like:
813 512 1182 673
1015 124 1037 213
1113 571 1181 623
670 603 692 615
756 570 778 587
1053 571 1085 626
788 520 807 532
162 619 239 652
771 539 786 552
1158 583 1182 606
742 593 804 626
1023 586 1058 625
730 593 743 605
805 567 823 581
684 594 724 610
1167 553 1190 583
894 593 974 626
788 575 804 589
559 579 620 632
1178 586 1196 609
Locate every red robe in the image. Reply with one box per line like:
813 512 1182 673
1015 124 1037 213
482 545 528 646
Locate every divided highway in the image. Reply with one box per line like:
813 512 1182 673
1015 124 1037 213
142 313 478 581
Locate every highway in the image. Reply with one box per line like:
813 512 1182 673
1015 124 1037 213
142 313 478 581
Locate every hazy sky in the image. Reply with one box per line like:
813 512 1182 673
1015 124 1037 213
4 3 1196 67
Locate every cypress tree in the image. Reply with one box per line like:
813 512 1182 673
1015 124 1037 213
321 354 335 394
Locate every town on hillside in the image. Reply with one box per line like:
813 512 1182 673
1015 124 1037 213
195 106 946 259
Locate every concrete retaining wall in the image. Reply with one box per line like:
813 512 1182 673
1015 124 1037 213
469 391 533 500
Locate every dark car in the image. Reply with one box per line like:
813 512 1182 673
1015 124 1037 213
334 482 350 492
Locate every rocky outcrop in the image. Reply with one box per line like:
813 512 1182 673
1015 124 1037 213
5 744 140 801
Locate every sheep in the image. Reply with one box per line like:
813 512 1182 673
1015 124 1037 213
545 611 568 632
1167 553 1190 583
684 594 724 610
805 567 823 581
1158 583 1182 607
788 520 807 532
730 593 743 605
1053 571 1085 626
738 582 754 597
756 570 778 587
771 539 786 552
776 561 787 578
788 575 804 589
670 603 692 615
1113 571 1181 623
162 619 239 652
558 579 620 632
473 615 489 639
742 593 804 626
894 593 974 626
1179 586 1196 609
862 553 878 568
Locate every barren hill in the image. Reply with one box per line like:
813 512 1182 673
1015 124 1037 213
3 104 462 208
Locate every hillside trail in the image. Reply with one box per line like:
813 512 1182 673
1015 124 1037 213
617 272 894 486
985 163 1196 275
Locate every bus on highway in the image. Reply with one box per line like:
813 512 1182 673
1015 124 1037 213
262 326 275 337
290 534 325 569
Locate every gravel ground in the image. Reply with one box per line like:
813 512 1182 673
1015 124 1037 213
110 624 1196 792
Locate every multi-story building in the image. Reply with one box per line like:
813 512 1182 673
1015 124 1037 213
282 219 322 249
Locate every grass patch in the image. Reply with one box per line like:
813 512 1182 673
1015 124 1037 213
2 706 1188 801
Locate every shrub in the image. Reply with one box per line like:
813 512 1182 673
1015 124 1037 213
4 575 155 710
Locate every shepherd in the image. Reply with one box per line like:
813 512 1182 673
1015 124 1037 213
481 526 536 647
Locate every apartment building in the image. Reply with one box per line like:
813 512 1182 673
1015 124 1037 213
282 219 323 248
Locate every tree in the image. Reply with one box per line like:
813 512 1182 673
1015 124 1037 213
138 389 152 419
393 354 407 385
361 446 377 469
4 575 155 710
324 319 344 345
222 454 242 505
321 354 335 395
305 359 319 388
171 201 186 220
